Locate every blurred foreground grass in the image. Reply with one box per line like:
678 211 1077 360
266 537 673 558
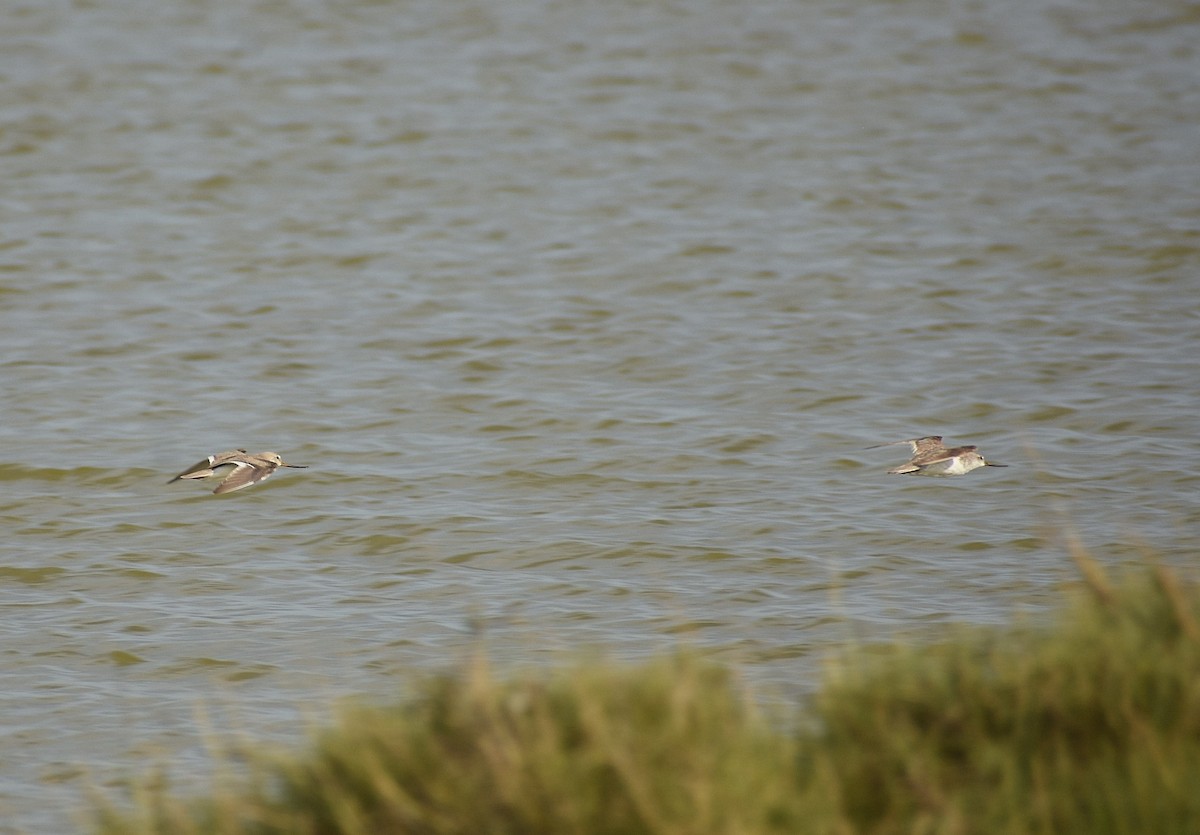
96 555 1200 834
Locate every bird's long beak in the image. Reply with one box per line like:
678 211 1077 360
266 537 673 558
283 464 308 469
985 462 1008 467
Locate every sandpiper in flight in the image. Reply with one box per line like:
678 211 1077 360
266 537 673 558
868 436 1007 476
168 450 307 494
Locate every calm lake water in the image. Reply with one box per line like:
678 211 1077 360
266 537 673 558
3 0 1198 830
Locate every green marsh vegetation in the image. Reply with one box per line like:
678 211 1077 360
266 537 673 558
97 552 1200 834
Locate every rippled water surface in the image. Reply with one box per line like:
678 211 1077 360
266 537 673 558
3 0 1199 830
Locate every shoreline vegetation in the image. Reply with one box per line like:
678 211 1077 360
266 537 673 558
96 552 1200 834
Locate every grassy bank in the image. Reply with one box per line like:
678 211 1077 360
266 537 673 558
96 558 1200 834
